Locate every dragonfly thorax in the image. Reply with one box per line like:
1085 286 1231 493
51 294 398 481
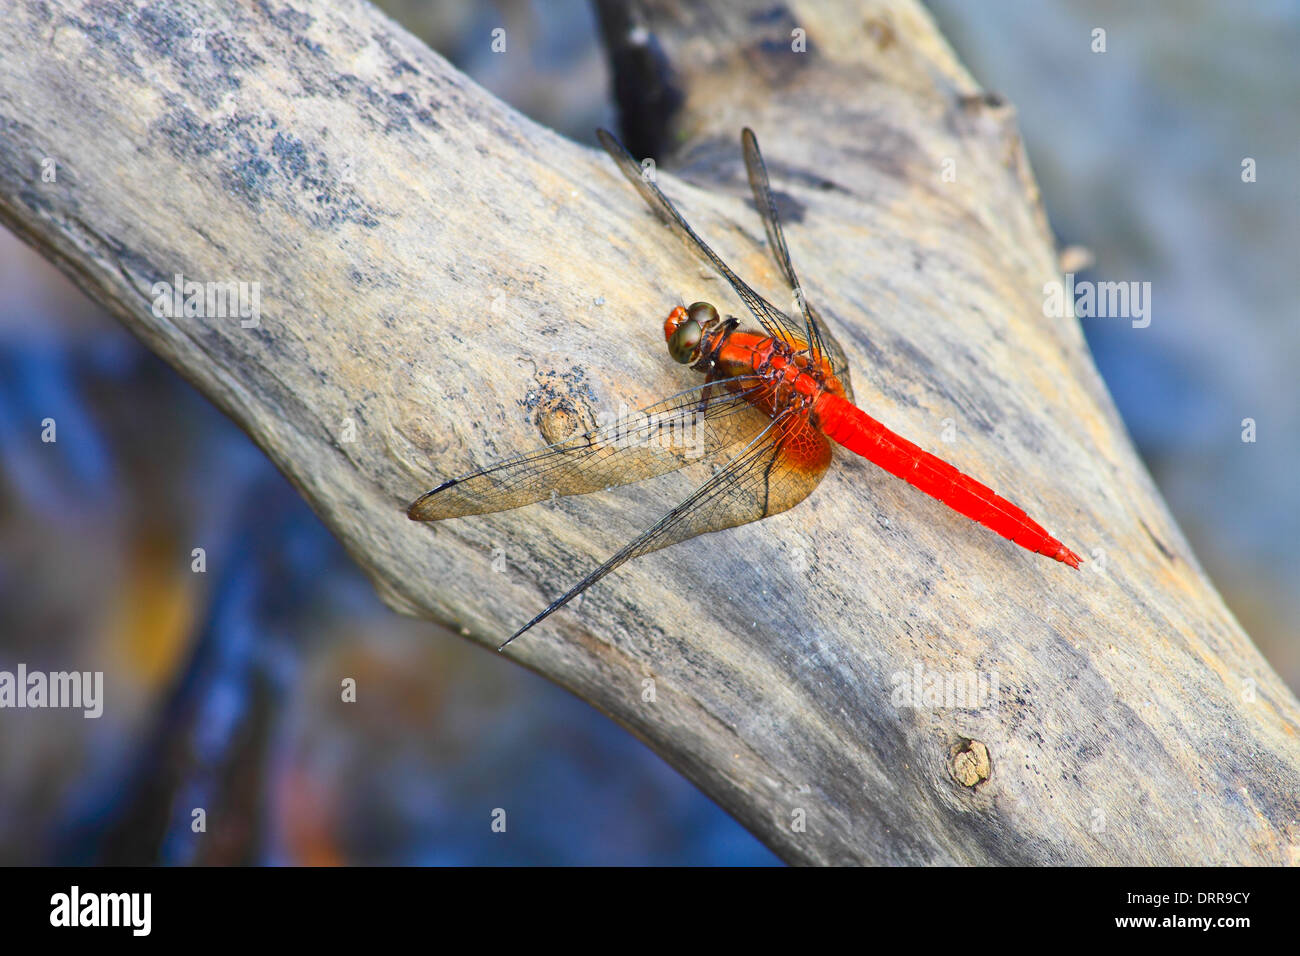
666 300 842 415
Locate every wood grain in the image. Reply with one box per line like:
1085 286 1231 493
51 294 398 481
1 0 1295 864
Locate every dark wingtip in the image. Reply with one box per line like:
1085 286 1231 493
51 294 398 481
405 479 457 521
596 127 624 159
499 612 546 651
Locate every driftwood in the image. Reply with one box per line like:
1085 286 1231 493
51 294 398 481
1 0 1296 865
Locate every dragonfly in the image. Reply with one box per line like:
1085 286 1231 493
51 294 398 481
408 127 1081 649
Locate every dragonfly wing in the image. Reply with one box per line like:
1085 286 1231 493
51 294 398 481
741 127 855 402
500 409 832 647
597 128 803 354
408 376 772 520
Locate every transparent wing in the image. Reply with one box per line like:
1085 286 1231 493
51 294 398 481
741 127 855 402
597 128 807 354
407 376 771 520
500 409 833 648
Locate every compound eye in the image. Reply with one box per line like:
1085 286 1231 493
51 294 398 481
667 319 702 364
687 301 719 326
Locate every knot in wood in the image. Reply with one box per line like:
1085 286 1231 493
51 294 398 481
949 738 991 788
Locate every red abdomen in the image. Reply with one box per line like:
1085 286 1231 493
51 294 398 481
813 393 1080 567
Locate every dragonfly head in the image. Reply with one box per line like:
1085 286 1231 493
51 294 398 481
665 301 718 364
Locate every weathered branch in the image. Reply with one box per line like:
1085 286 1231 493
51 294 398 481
1 0 1295 864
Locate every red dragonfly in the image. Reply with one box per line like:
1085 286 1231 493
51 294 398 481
409 128 1081 648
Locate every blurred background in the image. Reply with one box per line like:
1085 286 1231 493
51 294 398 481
0 1 1295 865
